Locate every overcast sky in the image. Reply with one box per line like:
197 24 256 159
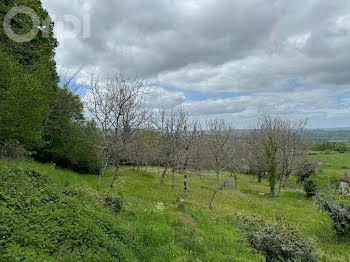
42 0 350 128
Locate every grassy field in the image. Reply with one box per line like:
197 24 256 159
309 151 350 178
1 153 350 261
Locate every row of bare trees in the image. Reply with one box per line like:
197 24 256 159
85 73 309 196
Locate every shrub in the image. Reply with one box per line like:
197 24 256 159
316 193 350 237
296 159 317 183
104 196 123 214
238 214 318 262
307 152 317 156
0 140 31 160
304 179 318 198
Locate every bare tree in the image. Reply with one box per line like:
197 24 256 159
244 128 268 183
209 181 234 209
86 73 149 186
178 119 199 196
275 117 308 195
226 133 244 188
205 119 235 185
246 115 308 196
153 110 174 184
188 130 208 179
127 130 155 171
154 109 188 190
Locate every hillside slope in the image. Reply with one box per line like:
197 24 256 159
1 159 349 261
0 161 259 261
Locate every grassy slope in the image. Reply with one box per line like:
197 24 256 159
2 153 350 261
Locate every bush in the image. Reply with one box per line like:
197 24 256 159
308 152 317 156
316 193 350 237
296 159 317 183
238 214 318 262
104 196 123 214
304 179 318 198
0 140 31 160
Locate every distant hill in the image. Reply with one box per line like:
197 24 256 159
234 128 350 144
306 128 350 144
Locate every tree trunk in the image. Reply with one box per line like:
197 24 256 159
234 173 238 188
160 166 168 184
184 170 187 196
198 172 202 180
111 165 120 187
98 161 108 184
277 172 284 196
209 190 218 209
282 171 291 187
257 172 262 183
172 168 175 191
216 170 220 185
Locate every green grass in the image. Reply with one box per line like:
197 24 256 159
1 155 350 261
309 151 350 178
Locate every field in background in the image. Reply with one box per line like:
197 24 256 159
3 152 349 262
307 129 350 144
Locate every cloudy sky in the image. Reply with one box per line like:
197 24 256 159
42 0 350 128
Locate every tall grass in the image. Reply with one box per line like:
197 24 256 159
1 156 349 261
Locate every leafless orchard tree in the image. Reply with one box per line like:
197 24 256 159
244 128 268 183
127 130 155 171
178 119 200 196
154 109 187 190
226 133 245 188
209 181 234 209
275 117 308 195
86 73 149 186
153 110 174 184
205 119 235 185
188 130 208 179
246 115 308 196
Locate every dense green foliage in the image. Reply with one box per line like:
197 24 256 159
311 142 348 152
0 51 53 148
0 1 102 173
239 214 318 262
36 87 102 173
0 163 261 261
304 179 318 198
0 0 58 73
0 0 58 148
0 167 135 261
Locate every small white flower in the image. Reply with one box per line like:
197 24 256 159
154 201 165 212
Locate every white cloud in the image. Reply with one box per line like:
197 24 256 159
41 0 350 128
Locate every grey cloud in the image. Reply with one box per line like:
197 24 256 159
41 0 350 127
